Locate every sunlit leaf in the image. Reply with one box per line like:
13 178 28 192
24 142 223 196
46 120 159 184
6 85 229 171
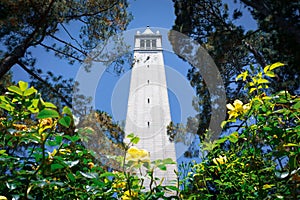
269 62 284 70
99 172 116 178
263 65 270 73
18 81 28 91
249 88 257 93
23 87 37 96
292 101 300 109
44 102 57 109
131 136 140 144
7 86 23 96
0 103 14 111
62 106 73 116
257 78 269 84
162 158 176 165
265 71 276 77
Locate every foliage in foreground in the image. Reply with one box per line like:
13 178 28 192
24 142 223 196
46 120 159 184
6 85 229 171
181 63 300 199
0 81 177 199
0 63 299 199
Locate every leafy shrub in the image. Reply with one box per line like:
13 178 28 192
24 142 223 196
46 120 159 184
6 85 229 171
182 63 300 199
0 81 178 199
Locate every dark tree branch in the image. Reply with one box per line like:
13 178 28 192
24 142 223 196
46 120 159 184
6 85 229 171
39 43 84 62
17 61 73 108
0 0 56 78
59 23 83 49
49 34 87 56
243 41 267 67
65 1 119 19
240 0 300 45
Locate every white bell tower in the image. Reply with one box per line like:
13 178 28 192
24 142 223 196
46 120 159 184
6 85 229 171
125 26 177 183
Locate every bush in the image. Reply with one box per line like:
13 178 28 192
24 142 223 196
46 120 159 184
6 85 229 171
181 63 300 199
0 81 178 199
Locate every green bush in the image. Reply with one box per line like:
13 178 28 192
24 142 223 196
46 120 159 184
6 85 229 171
0 81 178 199
181 63 300 199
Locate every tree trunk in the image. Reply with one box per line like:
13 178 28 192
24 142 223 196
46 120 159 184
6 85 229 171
0 45 27 78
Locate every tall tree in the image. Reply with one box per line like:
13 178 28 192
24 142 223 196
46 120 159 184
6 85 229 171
170 0 300 142
0 0 131 82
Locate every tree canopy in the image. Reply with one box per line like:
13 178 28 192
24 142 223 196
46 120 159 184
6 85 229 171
0 0 131 103
170 0 300 142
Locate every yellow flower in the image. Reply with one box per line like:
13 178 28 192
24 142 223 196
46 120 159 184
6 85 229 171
226 100 250 119
0 196 7 200
112 181 126 189
12 123 27 130
263 184 274 189
213 155 227 165
87 162 94 169
126 146 150 163
122 190 138 200
40 118 53 127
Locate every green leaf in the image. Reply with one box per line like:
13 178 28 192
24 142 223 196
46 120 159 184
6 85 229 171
257 78 269 84
131 136 140 144
292 101 300 109
64 135 81 142
236 71 248 81
62 106 73 116
23 87 37 96
0 149 7 156
51 163 65 171
0 96 11 104
162 158 176 165
157 164 167 171
127 133 135 139
67 173 76 182
269 62 284 71
18 81 28 91
44 102 57 109
214 180 223 185
221 121 227 128
0 103 14 112
37 109 59 119
228 132 239 143
265 71 275 78
99 172 116 178
7 86 23 96
283 143 299 147
166 185 179 191
58 116 71 128
263 65 270 73
55 135 63 144
249 88 257 93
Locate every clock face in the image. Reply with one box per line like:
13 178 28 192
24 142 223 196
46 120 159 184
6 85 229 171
134 53 160 67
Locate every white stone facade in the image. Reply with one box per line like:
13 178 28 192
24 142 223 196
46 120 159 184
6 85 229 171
125 27 177 184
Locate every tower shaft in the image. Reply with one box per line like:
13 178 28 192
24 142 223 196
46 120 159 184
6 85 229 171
125 27 177 184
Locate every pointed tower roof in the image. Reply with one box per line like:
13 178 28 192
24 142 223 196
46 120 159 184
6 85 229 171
142 26 155 35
